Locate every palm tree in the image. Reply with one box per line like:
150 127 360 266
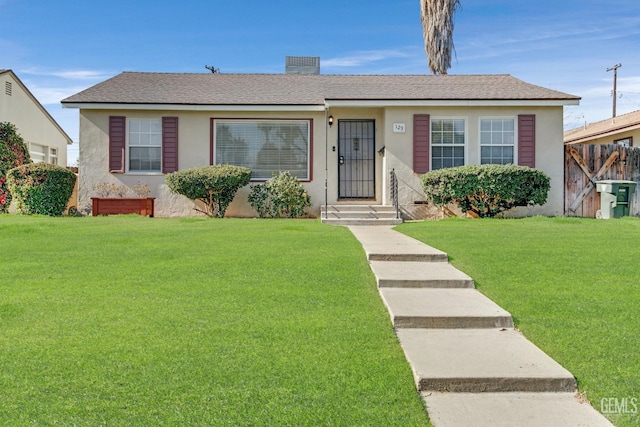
420 0 461 75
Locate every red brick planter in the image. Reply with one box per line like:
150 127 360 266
91 197 155 217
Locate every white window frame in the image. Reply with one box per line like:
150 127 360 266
213 119 311 181
29 142 47 163
126 118 162 174
479 117 518 165
430 117 467 171
49 148 58 166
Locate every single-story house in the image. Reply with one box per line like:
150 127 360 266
1 69 72 166
564 109 640 146
62 59 579 218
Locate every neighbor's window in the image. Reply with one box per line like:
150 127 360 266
49 148 58 165
214 119 310 180
30 143 46 163
431 118 465 170
615 137 632 147
480 118 515 165
128 119 162 172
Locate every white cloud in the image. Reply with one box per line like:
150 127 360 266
323 49 414 68
20 67 113 81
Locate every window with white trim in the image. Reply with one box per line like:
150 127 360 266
431 118 465 170
49 148 58 165
128 119 162 172
214 119 310 180
30 143 46 163
480 118 515 165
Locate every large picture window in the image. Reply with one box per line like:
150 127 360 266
480 118 515 165
431 118 465 170
214 119 310 180
128 119 162 172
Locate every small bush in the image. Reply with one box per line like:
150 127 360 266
6 163 76 216
248 171 311 218
0 122 32 213
166 165 251 218
421 164 550 218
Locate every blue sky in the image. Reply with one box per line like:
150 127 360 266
3 0 640 165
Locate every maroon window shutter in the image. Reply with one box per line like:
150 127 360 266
518 114 536 167
162 117 179 173
413 114 430 173
109 116 126 173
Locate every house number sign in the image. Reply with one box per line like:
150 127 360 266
393 122 406 133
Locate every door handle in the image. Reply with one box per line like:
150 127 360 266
339 155 345 165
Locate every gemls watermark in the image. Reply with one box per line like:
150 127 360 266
600 397 638 415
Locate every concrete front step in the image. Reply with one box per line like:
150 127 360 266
323 211 399 219
322 218 403 226
323 204 399 213
370 261 474 288
380 288 514 329
396 328 577 393
423 392 614 427
348 226 448 262
322 205 402 226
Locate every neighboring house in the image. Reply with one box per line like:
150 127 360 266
1 69 72 166
564 109 640 146
563 110 640 218
62 59 579 218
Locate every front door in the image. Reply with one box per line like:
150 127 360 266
338 120 375 199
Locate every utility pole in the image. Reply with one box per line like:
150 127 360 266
606 63 622 118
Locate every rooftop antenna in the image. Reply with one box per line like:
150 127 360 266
205 65 220 74
606 63 622 118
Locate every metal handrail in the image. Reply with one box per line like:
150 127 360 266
390 168 400 219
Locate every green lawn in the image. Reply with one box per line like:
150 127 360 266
397 216 640 427
0 216 430 426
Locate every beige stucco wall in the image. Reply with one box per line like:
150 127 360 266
78 109 328 217
78 104 565 218
375 106 566 217
0 72 70 166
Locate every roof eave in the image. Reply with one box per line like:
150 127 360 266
565 122 640 144
61 102 327 112
62 98 580 111
325 99 579 107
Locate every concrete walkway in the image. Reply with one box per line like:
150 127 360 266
348 226 613 427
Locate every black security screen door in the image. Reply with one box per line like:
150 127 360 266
338 120 375 199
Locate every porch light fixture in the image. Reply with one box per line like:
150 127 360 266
328 115 334 127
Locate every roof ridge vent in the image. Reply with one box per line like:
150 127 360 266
285 56 320 75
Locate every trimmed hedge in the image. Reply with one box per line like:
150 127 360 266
0 122 32 212
248 171 311 218
165 165 251 218
421 164 550 218
6 163 76 216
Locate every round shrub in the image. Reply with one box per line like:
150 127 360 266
248 171 311 218
166 164 251 218
0 122 32 213
6 163 76 216
421 164 550 218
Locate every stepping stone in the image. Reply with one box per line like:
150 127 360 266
423 392 614 427
380 288 513 329
396 328 577 393
349 226 448 262
371 261 474 288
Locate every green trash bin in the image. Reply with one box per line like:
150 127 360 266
596 180 637 219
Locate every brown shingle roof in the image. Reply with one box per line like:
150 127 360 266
62 72 579 106
564 110 640 144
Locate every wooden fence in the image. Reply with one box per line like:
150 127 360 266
565 144 640 217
